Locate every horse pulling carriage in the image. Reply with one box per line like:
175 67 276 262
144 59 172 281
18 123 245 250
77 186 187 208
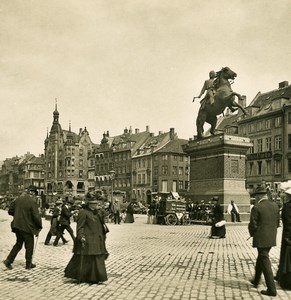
154 192 190 225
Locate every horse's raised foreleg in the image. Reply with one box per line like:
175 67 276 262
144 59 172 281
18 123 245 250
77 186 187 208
225 93 248 115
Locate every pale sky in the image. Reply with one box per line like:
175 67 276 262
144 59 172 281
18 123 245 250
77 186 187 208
1 0 291 160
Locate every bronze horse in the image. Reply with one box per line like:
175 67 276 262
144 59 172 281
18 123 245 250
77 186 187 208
196 67 247 139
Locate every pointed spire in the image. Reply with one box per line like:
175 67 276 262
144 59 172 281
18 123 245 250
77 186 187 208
53 98 59 119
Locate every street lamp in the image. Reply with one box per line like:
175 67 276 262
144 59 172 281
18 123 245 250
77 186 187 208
109 170 115 204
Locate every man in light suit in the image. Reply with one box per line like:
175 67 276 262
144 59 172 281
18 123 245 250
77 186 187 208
248 186 280 297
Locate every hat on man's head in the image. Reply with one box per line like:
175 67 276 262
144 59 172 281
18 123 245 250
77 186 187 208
212 196 219 201
28 185 37 192
252 186 268 195
55 199 63 205
87 198 99 204
28 185 38 195
67 198 74 204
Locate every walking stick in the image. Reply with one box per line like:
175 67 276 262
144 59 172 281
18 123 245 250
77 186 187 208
32 235 39 264
78 239 85 284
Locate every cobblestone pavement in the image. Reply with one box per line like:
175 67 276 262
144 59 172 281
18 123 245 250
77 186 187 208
0 209 290 300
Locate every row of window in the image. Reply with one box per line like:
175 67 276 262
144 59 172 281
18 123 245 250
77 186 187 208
158 166 188 176
240 116 282 135
47 170 84 178
248 159 289 176
132 180 189 196
249 135 289 153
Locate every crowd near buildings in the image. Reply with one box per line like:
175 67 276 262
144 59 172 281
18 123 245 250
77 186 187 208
1 80 291 206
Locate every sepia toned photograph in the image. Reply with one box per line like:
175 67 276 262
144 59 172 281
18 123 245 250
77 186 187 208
1 1 291 299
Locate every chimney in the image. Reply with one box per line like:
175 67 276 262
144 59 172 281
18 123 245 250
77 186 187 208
279 81 289 89
225 108 230 116
129 126 132 134
150 132 154 137
124 128 128 134
170 128 175 140
238 95 247 116
135 128 139 134
158 131 163 135
146 125 150 132
238 95 246 108
79 128 82 135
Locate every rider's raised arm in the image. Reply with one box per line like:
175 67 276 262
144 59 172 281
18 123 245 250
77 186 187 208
198 80 207 98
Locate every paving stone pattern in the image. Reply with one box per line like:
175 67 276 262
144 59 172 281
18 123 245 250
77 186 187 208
0 209 290 300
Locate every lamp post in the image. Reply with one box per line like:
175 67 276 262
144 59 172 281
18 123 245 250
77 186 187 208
109 170 115 204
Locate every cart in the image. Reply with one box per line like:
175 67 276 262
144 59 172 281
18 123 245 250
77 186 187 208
155 192 190 225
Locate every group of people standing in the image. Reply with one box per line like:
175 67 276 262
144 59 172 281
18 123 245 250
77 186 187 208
110 198 135 224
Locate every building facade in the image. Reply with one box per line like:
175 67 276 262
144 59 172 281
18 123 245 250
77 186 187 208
94 127 151 201
44 105 98 200
0 153 45 197
132 128 189 204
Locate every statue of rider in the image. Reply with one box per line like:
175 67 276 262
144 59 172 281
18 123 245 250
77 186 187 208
194 70 216 109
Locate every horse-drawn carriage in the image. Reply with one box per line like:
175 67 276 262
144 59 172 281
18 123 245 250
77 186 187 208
154 192 190 225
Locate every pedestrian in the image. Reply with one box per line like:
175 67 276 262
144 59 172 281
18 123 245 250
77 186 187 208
112 199 121 224
53 198 76 246
124 201 135 223
210 196 226 239
44 199 68 245
248 186 280 297
227 200 241 222
275 189 291 290
3 186 42 270
147 200 156 224
64 197 109 284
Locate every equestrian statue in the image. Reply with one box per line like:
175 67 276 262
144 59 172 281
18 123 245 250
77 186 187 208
193 67 247 139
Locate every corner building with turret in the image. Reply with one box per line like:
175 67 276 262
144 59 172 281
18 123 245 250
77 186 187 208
44 105 98 200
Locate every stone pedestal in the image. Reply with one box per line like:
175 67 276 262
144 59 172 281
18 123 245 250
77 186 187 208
183 134 253 221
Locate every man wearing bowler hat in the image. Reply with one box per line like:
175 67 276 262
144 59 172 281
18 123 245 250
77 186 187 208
3 186 42 270
248 186 280 297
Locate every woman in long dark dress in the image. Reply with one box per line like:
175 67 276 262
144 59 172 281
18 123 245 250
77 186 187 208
124 202 135 223
210 196 226 239
275 192 291 289
64 197 109 284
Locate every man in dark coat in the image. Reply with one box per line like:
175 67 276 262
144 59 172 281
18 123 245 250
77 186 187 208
3 186 42 270
53 198 76 246
44 199 68 245
275 189 291 289
248 186 280 297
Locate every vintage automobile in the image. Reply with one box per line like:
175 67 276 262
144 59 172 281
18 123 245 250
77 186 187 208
154 192 190 225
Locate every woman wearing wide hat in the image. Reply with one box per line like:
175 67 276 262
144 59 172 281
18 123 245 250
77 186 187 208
64 196 109 284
